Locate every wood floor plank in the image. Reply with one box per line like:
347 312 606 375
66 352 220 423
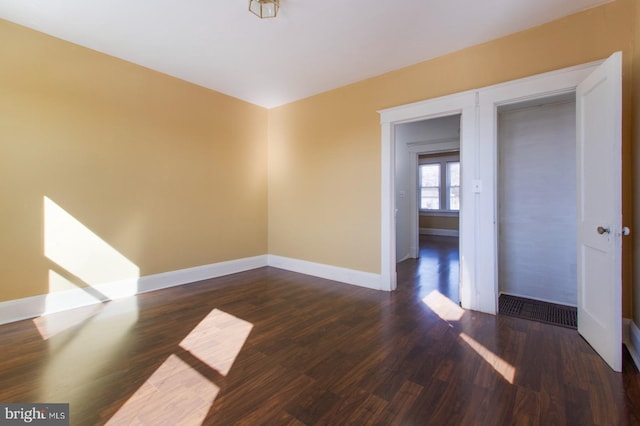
377 379 423 425
0 236 638 425
512 386 541 426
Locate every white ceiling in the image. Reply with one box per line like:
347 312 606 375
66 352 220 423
0 0 611 108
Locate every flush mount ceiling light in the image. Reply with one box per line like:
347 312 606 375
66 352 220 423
249 0 279 18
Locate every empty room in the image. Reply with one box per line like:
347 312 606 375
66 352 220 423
1 0 640 424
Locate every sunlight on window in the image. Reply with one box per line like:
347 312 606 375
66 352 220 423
459 333 515 384
179 309 254 376
106 354 219 425
44 196 140 305
420 164 441 210
448 162 460 211
422 290 464 322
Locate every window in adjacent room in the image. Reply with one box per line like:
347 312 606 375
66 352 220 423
419 153 460 213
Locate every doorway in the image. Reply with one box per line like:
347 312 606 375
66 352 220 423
496 94 578 328
380 53 622 371
394 115 461 304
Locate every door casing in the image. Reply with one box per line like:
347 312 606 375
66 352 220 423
379 59 606 313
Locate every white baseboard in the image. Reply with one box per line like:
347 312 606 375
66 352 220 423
624 318 640 370
0 254 384 325
420 228 459 237
137 255 268 294
267 255 383 291
0 295 47 326
0 255 268 326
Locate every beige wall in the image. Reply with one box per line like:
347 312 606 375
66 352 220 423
1 0 638 318
268 0 636 316
419 216 459 231
0 19 268 303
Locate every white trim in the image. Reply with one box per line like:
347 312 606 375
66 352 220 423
0 255 268 325
379 91 477 305
480 61 602 315
498 291 577 308
379 90 476 297
137 255 268 294
409 150 419 259
267 255 382 291
0 295 46 325
379 59 608 314
0 253 387 326
407 139 460 154
379 90 477 124
624 319 640 370
420 228 459 237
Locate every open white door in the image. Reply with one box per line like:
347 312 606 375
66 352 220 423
576 51 622 372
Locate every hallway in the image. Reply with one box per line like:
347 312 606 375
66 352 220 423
397 235 460 304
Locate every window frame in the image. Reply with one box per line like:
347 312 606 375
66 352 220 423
418 153 460 216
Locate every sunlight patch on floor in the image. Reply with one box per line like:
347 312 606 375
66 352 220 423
459 332 515 384
107 308 252 424
36 298 139 402
106 354 219 425
32 300 104 341
422 290 464 322
179 309 254 376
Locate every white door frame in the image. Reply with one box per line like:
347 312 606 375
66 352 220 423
379 59 604 313
379 91 477 310
479 60 602 313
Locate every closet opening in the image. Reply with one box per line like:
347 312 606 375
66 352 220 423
496 93 577 328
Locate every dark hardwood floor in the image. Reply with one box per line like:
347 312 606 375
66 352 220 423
1 237 639 425
398 234 460 304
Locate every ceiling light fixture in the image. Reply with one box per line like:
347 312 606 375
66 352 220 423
249 0 279 19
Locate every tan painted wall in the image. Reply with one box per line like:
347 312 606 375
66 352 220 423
268 0 636 316
0 20 268 303
419 216 459 231
1 1 637 318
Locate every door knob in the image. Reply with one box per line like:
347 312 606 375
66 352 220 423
622 226 631 236
597 226 610 235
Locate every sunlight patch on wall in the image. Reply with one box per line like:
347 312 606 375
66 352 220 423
459 332 515 384
44 196 140 306
179 309 253 376
44 269 104 316
422 289 464 322
106 354 219 425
